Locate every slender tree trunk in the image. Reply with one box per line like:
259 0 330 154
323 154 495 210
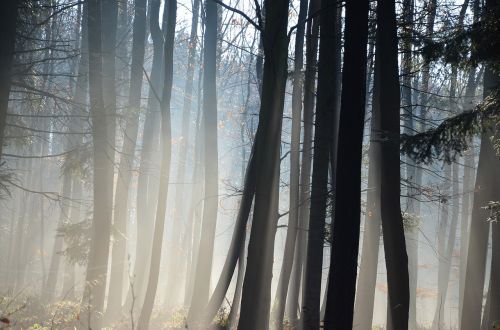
183 80 204 307
323 0 370 326
124 0 163 312
43 172 72 301
188 0 219 320
199 144 257 326
372 0 410 326
106 0 147 319
484 0 500 323
83 0 114 327
460 56 500 330
399 0 418 326
272 0 308 328
353 13 382 327
164 0 200 309
237 0 290 328
458 68 476 320
137 0 176 327
301 1 341 328
0 0 19 161
287 0 320 323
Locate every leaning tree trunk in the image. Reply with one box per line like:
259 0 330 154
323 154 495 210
137 0 176 328
106 0 147 319
237 0 290 328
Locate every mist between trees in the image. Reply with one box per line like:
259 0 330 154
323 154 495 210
0 0 499 329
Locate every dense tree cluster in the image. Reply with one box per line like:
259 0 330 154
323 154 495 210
0 0 499 329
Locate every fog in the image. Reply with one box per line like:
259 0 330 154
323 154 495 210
0 0 499 329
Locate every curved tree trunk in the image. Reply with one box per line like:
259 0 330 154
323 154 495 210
137 0 176 327
123 0 163 313
237 0 290 328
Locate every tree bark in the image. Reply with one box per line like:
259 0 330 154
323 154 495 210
106 0 147 319
272 0 308 328
300 0 341 328
137 0 176 327
323 0 370 326
237 0 290 328
165 0 201 308
287 0 320 323
124 0 163 312
0 0 19 161
83 0 114 327
188 0 219 321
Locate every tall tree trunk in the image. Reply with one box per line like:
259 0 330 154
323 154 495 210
101 0 118 189
300 1 341 328
484 0 500 324
0 0 19 161
124 0 163 312
399 0 418 326
237 0 290 328
353 12 382 327
164 0 200 309
272 0 308 328
83 0 114 327
323 0 370 326
458 69 476 321
106 0 147 319
373 0 410 326
287 0 320 323
460 45 500 329
137 0 176 327
183 81 204 307
188 0 219 320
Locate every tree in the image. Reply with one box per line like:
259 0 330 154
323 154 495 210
0 0 20 161
324 0 370 326
137 0 177 327
83 0 114 327
237 0 290 328
374 0 410 326
124 0 163 312
300 0 341 328
460 1 500 328
165 0 201 308
272 0 308 327
188 0 219 320
287 0 320 323
106 0 147 319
